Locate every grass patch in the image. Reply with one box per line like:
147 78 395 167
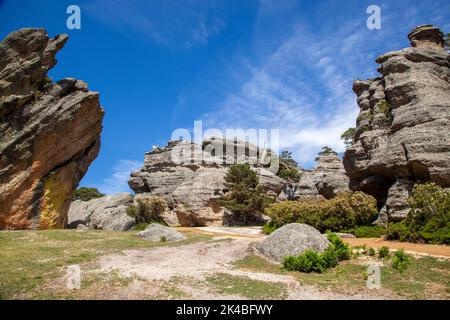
207 273 287 299
0 229 211 299
233 253 450 299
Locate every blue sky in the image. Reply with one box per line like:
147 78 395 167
1 0 449 194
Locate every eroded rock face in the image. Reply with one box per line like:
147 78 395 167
0 28 104 229
129 138 285 226
279 153 350 200
68 193 135 231
344 25 450 223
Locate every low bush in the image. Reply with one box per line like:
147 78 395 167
391 250 410 272
378 246 390 259
368 247 376 257
265 191 378 233
262 221 278 235
127 196 167 225
341 225 385 238
387 183 450 244
283 233 351 273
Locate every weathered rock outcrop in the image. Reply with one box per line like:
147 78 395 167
279 153 350 200
256 223 330 263
68 193 135 231
138 224 187 242
344 25 450 223
129 138 285 226
0 28 104 229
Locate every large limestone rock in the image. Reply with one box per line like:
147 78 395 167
344 25 450 223
129 138 285 226
279 153 350 200
138 224 187 242
0 29 104 229
256 223 330 263
68 193 136 231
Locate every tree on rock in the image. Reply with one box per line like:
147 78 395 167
341 128 356 148
219 164 272 225
73 187 105 202
315 146 337 161
277 150 301 182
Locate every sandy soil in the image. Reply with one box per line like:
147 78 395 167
344 238 450 258
95 230 387 300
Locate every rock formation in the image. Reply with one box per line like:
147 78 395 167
256 223 330 263
344 25 450 223
279 153 350 200
129 138 285 226
138 224 187 242
0 28 104 229
68 193 135 231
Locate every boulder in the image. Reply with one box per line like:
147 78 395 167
0 28 104 229
129 138 285 226
256 223 330 263
344 25 450 223
68 193 136 231
138 224 187 242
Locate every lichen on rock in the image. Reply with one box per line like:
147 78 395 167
344 25 450 224
0 28 104 229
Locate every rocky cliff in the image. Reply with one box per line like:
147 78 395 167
279 153 350 200
0 28 104 229
129 138 285 226
344 25 450 223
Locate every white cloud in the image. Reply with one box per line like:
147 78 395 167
95 159 142 195
200 18 373 168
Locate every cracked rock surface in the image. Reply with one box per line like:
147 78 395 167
343 25 450 223
0 28 104 229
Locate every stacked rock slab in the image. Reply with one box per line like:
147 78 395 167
0 29 104 229
129 138 285 226
279 153 350 200
343 25 450 223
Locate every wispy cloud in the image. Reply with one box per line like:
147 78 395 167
85 0 225 48
95 159 142 195
199 1 407 168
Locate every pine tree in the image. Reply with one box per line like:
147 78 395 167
219 164 272 225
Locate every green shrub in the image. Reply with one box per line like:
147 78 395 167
73 187 104 202
265 191 378 233
219 164 272 225
327 233 351 261
387 183 450 244
391 250 410 272
341 225 386 238
131 222 149 231
378 246 390 259
282 233 351 273
262 221 278 235
368 247 376 257
127 196 167 224
160 236 167 243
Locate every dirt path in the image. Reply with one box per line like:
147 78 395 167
179 227 450 259
94 234 387 300
344 238 450 258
